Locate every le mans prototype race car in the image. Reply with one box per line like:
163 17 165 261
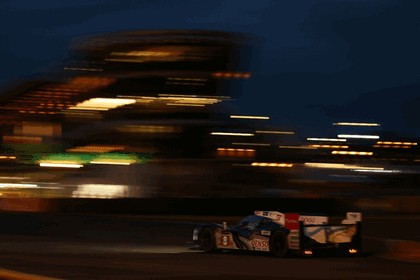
193 211 362 257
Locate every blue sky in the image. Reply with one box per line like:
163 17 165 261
1 0 420 137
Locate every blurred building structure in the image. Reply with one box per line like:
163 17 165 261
0 30 291 198
0 30 419 199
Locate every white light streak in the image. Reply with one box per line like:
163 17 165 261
333 122 380 127
230 115 269 120
307 138 346 142
338 134 380 139
0 183 38 188
352 169 399 173
40 163 83 168
211 132 254 137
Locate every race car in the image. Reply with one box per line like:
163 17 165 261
192 211 362 257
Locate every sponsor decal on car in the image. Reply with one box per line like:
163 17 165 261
251 239 269 251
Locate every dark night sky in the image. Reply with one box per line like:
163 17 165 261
1 0 420 138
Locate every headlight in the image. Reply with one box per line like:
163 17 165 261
192 228 199 241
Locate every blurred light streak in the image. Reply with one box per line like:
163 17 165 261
373 145 411 149
309 145 348 149
256 130 294 135
333 122 380 127
3 135 42 144
217 148 255 157
279 145 316 149
217 148 255 152
90 161 131 165
251 162 293 167
338 134 379 139
67 145 126 153
69 98 136 111
111 50 172 57
72 184 129 198
64 67 103 72
166 103 205 107
211 132 254 136
168 77 207 82
230 115 269 120
0 183 38 188
377 141 417 145
232 142 270 146
307 138 346 142
117 125 178 133
0 156 16 159
352 169 399 173
304 162 383 170
0 176 29 180
90 153 139 165
332 151 373 156
39 162 83 168
212 72 251 79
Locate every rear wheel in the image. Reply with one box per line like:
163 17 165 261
199 227 215 252
269 231 288 257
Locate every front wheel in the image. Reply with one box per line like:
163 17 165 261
269 231 288 257
199 227 216 252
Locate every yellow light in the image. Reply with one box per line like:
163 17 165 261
304 250 313 255
251 162 293 168
211 132 254 137
338 134 379 139
256 130 294 135
309 145 348 149
333 122 380 127
217 148 255 152
0 156 16 160
332 151 373 156
69 98 136 111
307 138 346 142
348 249 358 254
110 51 172 57
230 115 269 120
377 141 417 146
304 162 383 170
90 161 132 166
66 145 126 153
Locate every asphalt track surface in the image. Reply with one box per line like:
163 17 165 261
0 214 419 279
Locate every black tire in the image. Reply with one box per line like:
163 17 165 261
199 227 216 252
269 231 288 257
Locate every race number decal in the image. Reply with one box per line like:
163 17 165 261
219 235 231 247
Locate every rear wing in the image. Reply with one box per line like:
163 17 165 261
255 210 362 252
254 210 362 227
